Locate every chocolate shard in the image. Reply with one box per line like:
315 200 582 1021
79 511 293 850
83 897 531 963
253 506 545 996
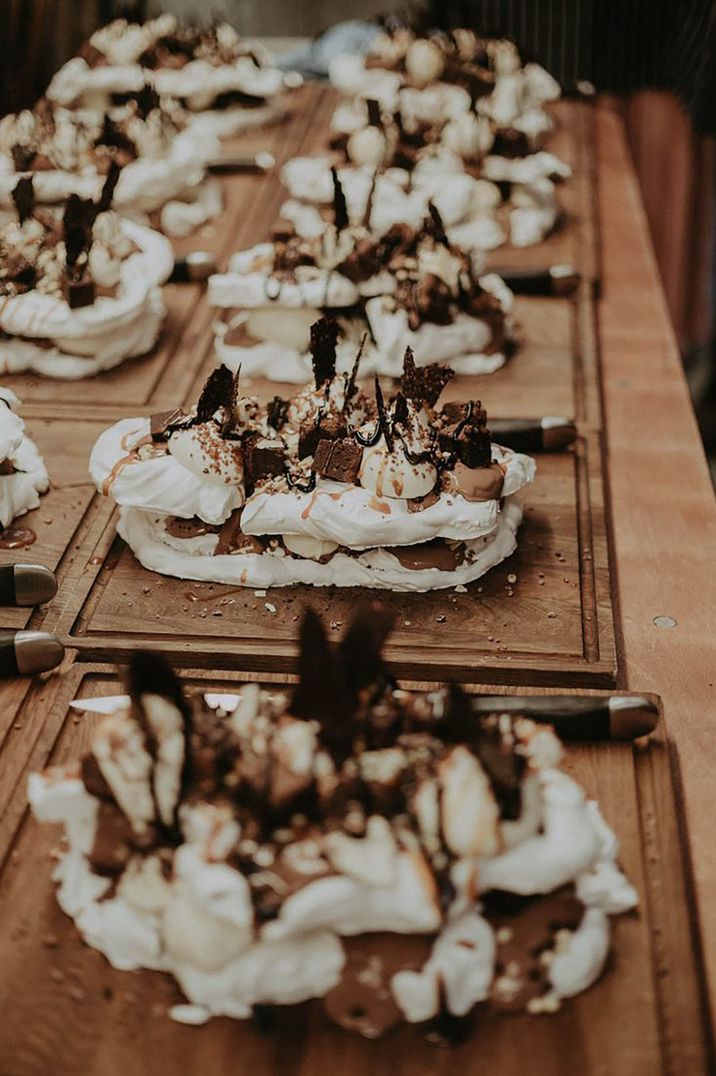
267 395 290 431
96 159 122 214
196 364 237 424
127 649 192 730
150 408 190 442
362 171 377 229
291 609 355 762
309 316 340 388
473 716 526 820
366 98 383 128
134 83 161 118
339 604 396 700
374 376 393 450
11 176 35 224
312 437 363 483
62 275 95 309
331 166 349 233
400 347 454 408
392 391 409 427
63 192 95 268
344 333 367 406
427 201 449 246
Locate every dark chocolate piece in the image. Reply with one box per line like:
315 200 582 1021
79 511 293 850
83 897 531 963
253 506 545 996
312 436 363 483
62 274 95 309
11 176 35 224
96 159 122 214
400 348 454 408
267 395 289 431
374 376 393 450
196 364 237 425
242 431 286 485
63 192 95 268
292 609 356 763
331 166 349 233
309 316 340 388
366 98 383 128
150 408 189 442
345 333 367 405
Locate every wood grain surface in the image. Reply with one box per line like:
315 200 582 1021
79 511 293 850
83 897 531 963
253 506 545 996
0 85 713 1075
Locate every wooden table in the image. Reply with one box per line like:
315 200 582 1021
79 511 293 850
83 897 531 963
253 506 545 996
0 89 714 1075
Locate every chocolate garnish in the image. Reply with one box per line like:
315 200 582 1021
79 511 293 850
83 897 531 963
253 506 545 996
267 395 290 431
312 436 363 483
196 364 237 425
331 166 349 234
96 159 122 214
374 376 393 451
291 609 356 762
473 717 526 820
392 391 409 427
127 649 192 732
400 348 454 408
344 333 367 406
11 176 34 224
134 83 161 119
427 201 449 246
366 98 383 128
63 193 95 269
362 171 377 229
339 603 396 704
309 316 340 388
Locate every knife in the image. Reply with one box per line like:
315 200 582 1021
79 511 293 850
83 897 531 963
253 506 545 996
0 630 64 676
470 694 660 741
490 265 580 297
489 417 577 452
207 150 276 175
169 251 218 284
0 564 57 607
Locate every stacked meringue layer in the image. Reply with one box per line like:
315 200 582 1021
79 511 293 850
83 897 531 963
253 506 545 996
28 613 637 1037
0 97 222 239
46 16 299 140
90 340 534 591
280 27 570 250
208 209 514 383
0 388 49 528
0 178 173 378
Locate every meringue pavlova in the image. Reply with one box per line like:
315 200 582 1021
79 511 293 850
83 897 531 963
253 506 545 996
0 173 173 378
0 387 49 529
29 608 638 1037
329 27 561 150
46 17 298 139
0 90 222 238
89 322 534 592
210 198 513 383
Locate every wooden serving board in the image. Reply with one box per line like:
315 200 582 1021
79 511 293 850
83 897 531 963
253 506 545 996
40 428 616 686
0 416 112 631
0 665 708 1076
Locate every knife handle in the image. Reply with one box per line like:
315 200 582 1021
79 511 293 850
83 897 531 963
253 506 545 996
170 253 218 284
494 266 580 297
470 694 659 741
0 564 57 606
489 418 577 453
0 630 64 676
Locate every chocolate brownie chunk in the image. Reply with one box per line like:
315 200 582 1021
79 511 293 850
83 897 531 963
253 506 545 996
312 437 363 483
